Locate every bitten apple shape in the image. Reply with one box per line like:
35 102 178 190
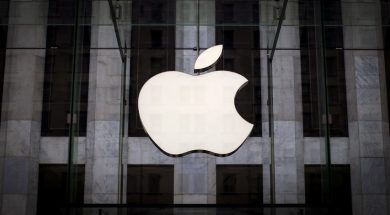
138 45 253 156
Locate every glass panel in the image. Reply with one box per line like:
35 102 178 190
305 165 352 214
300 0 348 137
0 0 389 214
37 165 85 215
0 0 8 122
215 0 261 136
127 165 174 204
128 0 176 136
295 0 332 209
66 0 93 209
41 0 91 136
216 165 262 204
382 0 390 126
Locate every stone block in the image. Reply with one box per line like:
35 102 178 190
93 26 118 48
92 87 121 120
5 120 33 157
349 121 360 158
330 138 349 164
216 137 262 164
304 137 322 164
284 1 299 26
276 26 300 49
350 158 363 195
175 26 197 49
94 121 120 157
274 121 297 158
355 55 379 76
199 26 215 48
357 104 382 121
39 137 86 164
206 157 216 196
91 193 118 204
91 1 112 25
180 161 207 194
6 25 47 48
361 158 386 194
356 89 381 106
39 137 69 163
352 194 363 215
341 2 378 26
175 1 197 24
91 157 119 194
359 133 384 158
175 49 197 73
3 157 29 194
1 194 27 215
273 89 296 121
356 73 379 89
358 121 382 136
181 194 208 204
128 137 174 164
344 26 379 49
199 1 215 25
362 194 387 215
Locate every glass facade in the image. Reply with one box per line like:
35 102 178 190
215 0 262 136
127 165 174 204
299 0 348 137
0 0 389 215
129 0 176 136
41 0 91 136
216 165 263 204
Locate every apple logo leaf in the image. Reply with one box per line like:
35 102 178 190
194 45 223 72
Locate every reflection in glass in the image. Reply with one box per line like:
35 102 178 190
41 0 91 136
381 0 390 126
216 165 262 204
129 0 176 136
127 165 174 204
305 165 352 215
299 0 348 137
37 165 84 215
216 0 261 136
0 0 9 122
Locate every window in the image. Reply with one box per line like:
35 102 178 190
151 30 163 48
222 4 234 22
37 165 85 215
223 30 234 48
216 0 261 136
41 0 91 136
305 165 352 215
216 165 262 204
127 165 174 204
0 0 9 122
129 0 176 136
299 0 348 137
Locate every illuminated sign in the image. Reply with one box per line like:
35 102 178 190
138 45 253 156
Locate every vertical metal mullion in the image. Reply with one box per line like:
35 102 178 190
316 0 332 210
67 0 82 212
197 0 200 56
267 0 288 206
118 48 127 205
267 54 275 205
108 0 126 62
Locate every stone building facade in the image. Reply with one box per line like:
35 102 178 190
0 0 389 215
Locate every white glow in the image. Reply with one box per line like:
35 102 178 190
194 45 223 70
138 71 253 156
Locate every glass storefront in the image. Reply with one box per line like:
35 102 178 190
0 0 389 215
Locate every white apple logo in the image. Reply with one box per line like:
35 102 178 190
138 45 254 156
